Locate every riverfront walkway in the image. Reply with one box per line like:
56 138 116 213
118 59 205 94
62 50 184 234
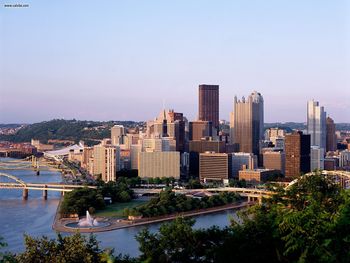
53 201 253 233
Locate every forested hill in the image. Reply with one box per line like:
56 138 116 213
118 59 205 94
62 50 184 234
0 119 143 144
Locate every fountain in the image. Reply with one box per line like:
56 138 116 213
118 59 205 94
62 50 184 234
65 210 110 229
78 211 99 227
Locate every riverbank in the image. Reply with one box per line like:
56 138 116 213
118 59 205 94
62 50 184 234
53 201 254 233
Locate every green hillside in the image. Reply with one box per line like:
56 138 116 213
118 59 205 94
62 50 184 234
0 119 143 145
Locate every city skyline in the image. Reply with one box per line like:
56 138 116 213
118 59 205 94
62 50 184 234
1 0 349 123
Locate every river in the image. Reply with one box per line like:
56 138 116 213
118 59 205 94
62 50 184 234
0 158 239 257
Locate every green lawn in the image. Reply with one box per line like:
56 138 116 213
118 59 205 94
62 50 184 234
94 199 147 218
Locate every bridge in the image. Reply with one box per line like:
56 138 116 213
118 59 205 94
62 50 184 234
0 156 60 173
132 187 275 204
0 172 97 200
286 170 350 190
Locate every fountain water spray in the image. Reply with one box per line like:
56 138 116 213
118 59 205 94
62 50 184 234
78 211 99 227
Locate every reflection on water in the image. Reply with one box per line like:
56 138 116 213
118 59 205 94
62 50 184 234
0 158 238 257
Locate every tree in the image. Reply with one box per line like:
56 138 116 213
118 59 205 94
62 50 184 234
16 233 106 263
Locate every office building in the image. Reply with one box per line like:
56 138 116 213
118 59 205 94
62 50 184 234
146 109 186 152
239 168 278 183
130 144 142 170
326 116 337 152
189 140 226 153
111 125 125 145
142 137 176 152
307 100 326 150
231 152 257 178
231 91 264 156
189 121 212 141
263 150 285 175
93 144 120 182
139 152 180 178
340 150 350 168
310 146 325 171
285 131 311 178
199 152 228 182
198 84 219 129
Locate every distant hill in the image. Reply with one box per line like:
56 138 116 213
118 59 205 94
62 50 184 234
264 122 306 132
0 119 144 145
265 122 350 132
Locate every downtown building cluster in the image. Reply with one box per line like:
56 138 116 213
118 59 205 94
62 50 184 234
73 85 349 184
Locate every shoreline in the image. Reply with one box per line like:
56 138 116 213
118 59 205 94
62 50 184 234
53 201 254 233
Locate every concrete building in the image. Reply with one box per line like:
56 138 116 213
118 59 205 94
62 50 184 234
239 168 278 183
307 100 326 150
199 152 228 182
263 150 285 175
311 146 325 171
111 125 126 145
231 91 264 156
340 150 350 168
326 116 337 152
130 144 142 170
198 84 219 129
285 131 311 178
189 140 226 153
142 137 176 152
189 121 212 141
93 144 120 182
231 152 257 178
146 109 186 152
139 151 180 178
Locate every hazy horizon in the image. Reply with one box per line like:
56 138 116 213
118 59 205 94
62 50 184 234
1 0 349 123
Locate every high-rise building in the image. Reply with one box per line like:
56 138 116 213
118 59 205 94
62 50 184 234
285 131 311 178
189 121 212 141
111 125 126 145
142 138 176 152
310 146 324 171
239 168 278 183
326 116 337 152
231 152 257 178
198 84 219 129
263 150 285 175
199 152 228 182
146 109 185 152
231 91 264 156
93 144 120 182
130 144 142 170
307 100 326 150
139 152 180 178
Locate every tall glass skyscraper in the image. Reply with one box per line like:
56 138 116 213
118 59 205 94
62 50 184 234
307 100 326 150
231 91 264 156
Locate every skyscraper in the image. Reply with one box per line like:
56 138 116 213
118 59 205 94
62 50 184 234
198 84 219 129
326 116 337 152
93 144 120 182
231 91 264 156
111 125 125 145
189 121 212 141
307 100 326 150
285 131 311 178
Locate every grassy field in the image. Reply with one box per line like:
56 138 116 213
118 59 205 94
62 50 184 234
94 199 147 218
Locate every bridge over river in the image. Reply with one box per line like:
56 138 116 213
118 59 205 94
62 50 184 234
0 172 97 199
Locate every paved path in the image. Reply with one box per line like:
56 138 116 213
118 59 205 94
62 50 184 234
53 202 254 233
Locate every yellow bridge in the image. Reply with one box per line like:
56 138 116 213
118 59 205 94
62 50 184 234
0 172 97 200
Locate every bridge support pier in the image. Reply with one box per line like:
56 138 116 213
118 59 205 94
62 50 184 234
43 186 48 200
22 189 28 200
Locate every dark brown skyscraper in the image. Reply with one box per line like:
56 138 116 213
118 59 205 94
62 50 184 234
326 116 336 152
198 85 219 129
189 121 213 141
285 131 311 178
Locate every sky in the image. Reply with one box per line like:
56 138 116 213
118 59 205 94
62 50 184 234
0 0 349 123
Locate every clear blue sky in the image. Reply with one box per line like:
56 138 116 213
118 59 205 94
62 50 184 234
0 0 349 123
